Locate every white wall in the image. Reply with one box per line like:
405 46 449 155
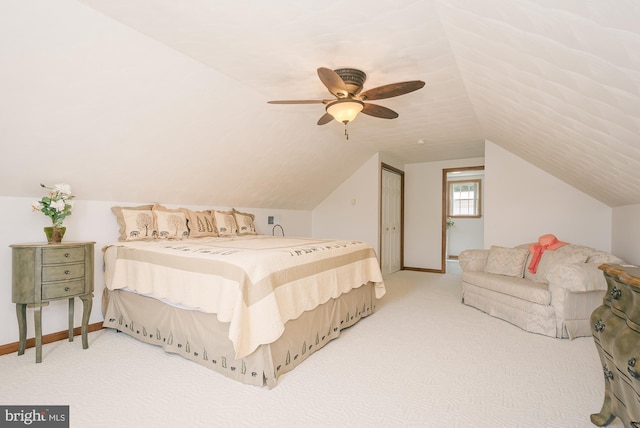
310 151 408 263
612 204 640 265
311 153 381 254
379 152 406 172
484 141 613 251
0 195 311 346
404 157 485 270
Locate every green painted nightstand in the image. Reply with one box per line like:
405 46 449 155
11 241 95 363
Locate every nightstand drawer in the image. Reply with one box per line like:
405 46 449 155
42 263 85 282
42 279 87 299
42 246 85 264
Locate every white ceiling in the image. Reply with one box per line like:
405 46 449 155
3 0 640 209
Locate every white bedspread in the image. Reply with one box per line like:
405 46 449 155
103 235 385 358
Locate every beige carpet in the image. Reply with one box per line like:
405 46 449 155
0 267 621 428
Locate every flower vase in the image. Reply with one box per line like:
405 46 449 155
44 226 66 244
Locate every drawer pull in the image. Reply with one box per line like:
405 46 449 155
604 365 614 380
629 358 640 380
64 287 70 292
64 252 70 258
610 287 622 300
64 270 71 275
594 319 605 332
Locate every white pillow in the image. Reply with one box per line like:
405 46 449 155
152 205 189 239
233 209 257 235
183 209 218 238
484 245 530 278
212 210 238 236
111 205 157 241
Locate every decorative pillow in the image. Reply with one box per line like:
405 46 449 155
212 210 238 236
111 205 157 241
534 246 590 283
484 245 530 278
586 251 624 265
233 209 257 235
152 205 189 239
182 209 218 238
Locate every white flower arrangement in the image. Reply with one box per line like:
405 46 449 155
446 217 455 229
31 183 75 227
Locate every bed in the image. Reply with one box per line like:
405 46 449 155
102 234 385 387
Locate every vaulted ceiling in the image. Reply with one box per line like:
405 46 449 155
3 0 639 209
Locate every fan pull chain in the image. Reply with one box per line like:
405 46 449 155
344 123 349 140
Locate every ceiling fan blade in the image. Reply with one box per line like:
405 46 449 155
317 67 349 98
361 103 399 119
317 112 334 125
267 99 327 104
360 80 425 101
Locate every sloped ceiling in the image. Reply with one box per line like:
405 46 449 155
2 0 639 209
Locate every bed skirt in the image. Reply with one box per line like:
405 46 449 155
102 282 377 388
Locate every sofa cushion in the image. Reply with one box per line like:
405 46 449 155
534 245 592 283
586 251 624 265
462 271 551 305
484 246 530 278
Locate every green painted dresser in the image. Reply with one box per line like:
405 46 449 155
591 263 640 427
11 241 95 363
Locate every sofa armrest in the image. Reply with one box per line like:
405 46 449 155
547 262 607 293
459 249 489 272
548 263 608 337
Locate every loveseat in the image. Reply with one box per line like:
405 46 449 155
459 243 623 339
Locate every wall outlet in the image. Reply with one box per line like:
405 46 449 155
268 216 281 225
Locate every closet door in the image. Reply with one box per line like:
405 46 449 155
381 167 402 275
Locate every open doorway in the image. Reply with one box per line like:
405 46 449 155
442 166 484 273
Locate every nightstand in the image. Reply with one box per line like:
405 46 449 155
11 241 95 363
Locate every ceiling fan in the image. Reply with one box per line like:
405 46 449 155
268 67 425 138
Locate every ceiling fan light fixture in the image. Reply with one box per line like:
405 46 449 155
326 99 364 124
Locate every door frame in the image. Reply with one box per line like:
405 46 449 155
441 165 485 273
379 163 405 272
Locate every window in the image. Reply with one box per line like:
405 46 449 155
448 180 481 218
